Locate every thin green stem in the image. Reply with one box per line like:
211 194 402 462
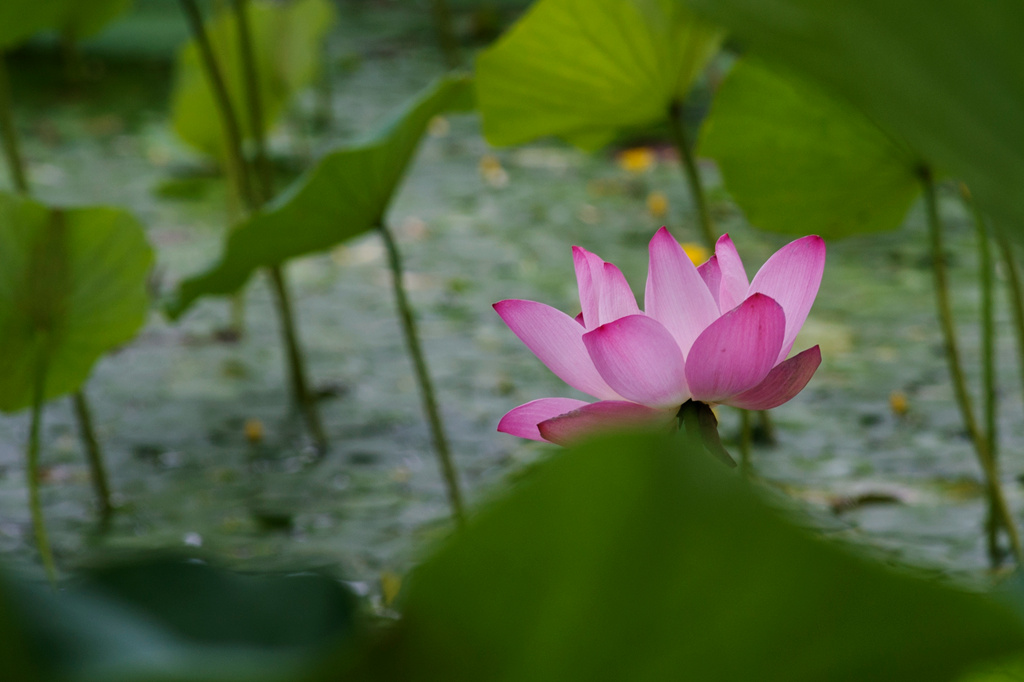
678 401 737 468
966 190 1000 562
28 342 57 585
268 266 328 454
739 409 752 476
231 0 273 203
379 221 465 527
182 0 327 450
996 231 1024 438
667 100 715 251
429 0 462 68
178 0 256 208
0 52 28 194
72 390 113 525
922 170 1022 565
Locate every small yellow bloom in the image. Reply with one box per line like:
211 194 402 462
479 154 509 187
617 147 656 173
680 242 709 266
427 115 450 137
889 390 909 416
646 190 669 218
244 418 264 444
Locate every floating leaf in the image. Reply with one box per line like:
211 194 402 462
476 0 722 149
699 59 922 238
684 0 1024 235
165 74 473 319
170 0 335 158
346 432 1024 681
0 192 152 412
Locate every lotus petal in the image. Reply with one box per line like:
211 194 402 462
685 293 785 403
538 400 675 446
498 397 592 441
748 235 825 361
494 299 620 400
582 314 689 408
728 346 822 410
644 227 719 355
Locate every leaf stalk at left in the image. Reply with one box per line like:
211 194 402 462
29 342 57 586
0 50 113 533
178 0 328 453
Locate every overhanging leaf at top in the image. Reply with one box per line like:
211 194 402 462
476 0 722 150
345 432 1024 681
683 0 1024 237
165 74 474 320
170 0 335 159
0 192 153 413
699 59 922 238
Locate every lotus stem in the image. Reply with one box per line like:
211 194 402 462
996 231 1024 442
678 400 737 468
182 0 327 451
178 0 256 208
963 187 1001 563
231 0 273 203
0 53 27 194
922 169 1022 565
72 390 113 525
739 409 752 476
378 221 466 527
29 341 57 586
667 100 715 252
268 265 328 454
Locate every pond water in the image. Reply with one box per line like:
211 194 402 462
0 2 1019 590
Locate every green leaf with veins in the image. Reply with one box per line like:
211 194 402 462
0 192 152 412
699 59 922 238
476 0 722 150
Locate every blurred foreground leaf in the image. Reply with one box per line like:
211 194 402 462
476 0 722 149
684 0 1024 235
165 74 473 319
346 432 1024 681
4 555 356 682
699 59 922 238
170 0 335 158
0 0 69 49
0 192 152 412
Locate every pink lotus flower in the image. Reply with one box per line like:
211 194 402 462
494 227 825 445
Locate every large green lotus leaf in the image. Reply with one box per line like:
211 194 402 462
684 0 1024 237
5 555 356 682
0 0 72 49
58 0 134 41
699 59 922 238
476 0 722 150
344 432 1024 681
165 74 473 319
0 193 152 412
170 0 335 159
